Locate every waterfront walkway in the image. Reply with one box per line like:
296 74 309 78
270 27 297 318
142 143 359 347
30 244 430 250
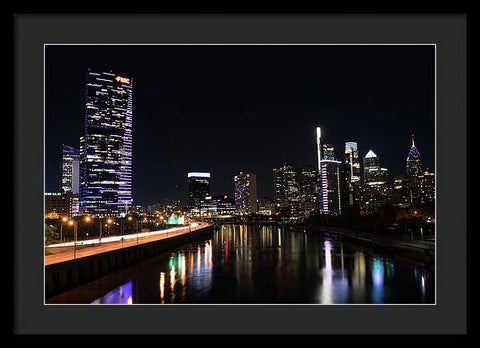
293 225 435 253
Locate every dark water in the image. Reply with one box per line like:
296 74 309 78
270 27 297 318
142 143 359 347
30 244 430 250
73 224 434 304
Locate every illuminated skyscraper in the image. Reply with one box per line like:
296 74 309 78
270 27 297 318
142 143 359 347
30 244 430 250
321 144 335 161
363 150 381 184
344 142 361 207
406 134 423 202
299 165 318 203
362 150 390 209
391 174 411 207
316 127 342 214
60 144 80 194
188 172 211 208
234 172 258 214
79 70 133 217
345 142 361 183
419 169 435 204
273 164 299 203
295 165 318 216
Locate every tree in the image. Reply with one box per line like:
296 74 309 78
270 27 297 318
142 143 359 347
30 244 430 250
44 223 58 245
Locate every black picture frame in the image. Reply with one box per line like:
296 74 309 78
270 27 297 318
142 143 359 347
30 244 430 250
14 13 467 336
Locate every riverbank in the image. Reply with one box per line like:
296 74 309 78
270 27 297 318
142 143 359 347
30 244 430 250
288 224 435 268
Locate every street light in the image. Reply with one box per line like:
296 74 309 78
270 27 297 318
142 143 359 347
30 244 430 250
127 216 133 232
127 216 137 245
83 216 91 240
68 220 77 259
120 216 128 248
107 218 113 236
60 216 68 242
68 216 92 259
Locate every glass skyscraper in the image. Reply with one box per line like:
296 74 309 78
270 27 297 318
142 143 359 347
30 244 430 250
273 164 300 203
344 142 361 207
362 150 390 209
345 142 361 183
187 172 211 209
234 172 258 214
316 127 342 215
419 169 435 204
406 134 423 202
79 70 133 217
60 144 80 194
299 165 318 203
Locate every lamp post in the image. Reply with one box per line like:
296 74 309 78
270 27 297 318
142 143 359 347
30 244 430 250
99 217 113 245
128 215 133 230
127 216 136 245
70 216 91 259
60 216 68 242
68 220 77 259
98 217 103 245
107 218 113 236
120 217 125 248
83 216 91 243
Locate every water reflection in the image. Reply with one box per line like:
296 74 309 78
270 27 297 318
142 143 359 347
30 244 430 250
414 266 428 301
372 258 385 303
90 225 434 304
159 272 165 303
91 280 133 304
320 240 333 303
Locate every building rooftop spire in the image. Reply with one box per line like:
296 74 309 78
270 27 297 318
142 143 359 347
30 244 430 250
365 150 377 158
407 134 421 160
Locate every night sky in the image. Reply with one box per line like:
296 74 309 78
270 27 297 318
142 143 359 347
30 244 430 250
45 45 435 205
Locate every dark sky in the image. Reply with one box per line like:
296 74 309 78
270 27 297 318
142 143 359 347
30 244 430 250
45 45 435 205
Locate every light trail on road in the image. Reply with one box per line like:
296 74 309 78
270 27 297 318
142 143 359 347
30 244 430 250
44 222 206 266
46 222 200 248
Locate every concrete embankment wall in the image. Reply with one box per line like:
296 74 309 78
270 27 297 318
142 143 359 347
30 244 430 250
45 225 214 300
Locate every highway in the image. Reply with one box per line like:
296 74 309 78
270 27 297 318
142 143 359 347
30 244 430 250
45 222 209 266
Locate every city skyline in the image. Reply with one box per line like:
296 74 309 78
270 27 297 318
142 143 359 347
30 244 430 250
46 45 435 205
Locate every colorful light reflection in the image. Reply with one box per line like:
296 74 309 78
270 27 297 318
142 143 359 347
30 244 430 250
91 280 133 304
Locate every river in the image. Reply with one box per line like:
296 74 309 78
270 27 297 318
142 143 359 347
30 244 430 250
48 224 434 304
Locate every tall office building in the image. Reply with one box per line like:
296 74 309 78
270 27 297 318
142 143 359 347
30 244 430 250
419 169 435 204
344 142 361 207
363 150 381 184
321 144 335 161
345 142 361 183
391 174 411 207
273 163 300 203
406 134 423 202
79 70 133 217
316 127 342 214
362 150 390 209
188 172 211 208
211 195 237 216
60 144 80 194
299 165 318 202
234 172 258 214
